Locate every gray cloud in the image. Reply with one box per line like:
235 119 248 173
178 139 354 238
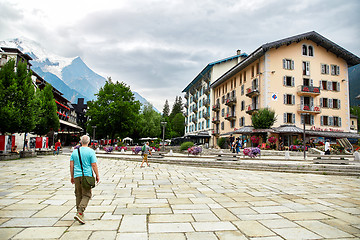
1 0 359 110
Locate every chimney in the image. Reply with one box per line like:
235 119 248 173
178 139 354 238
237 49 241 55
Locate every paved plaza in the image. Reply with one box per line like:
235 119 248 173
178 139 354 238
0 155 360 240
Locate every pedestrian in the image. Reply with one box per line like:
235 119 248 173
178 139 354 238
140 141 152 167
24 138 29 151
324 139 331 155
54 139 61 155
279 137 284 151
70 135 100 224
235 138 241 154
229 134 235 152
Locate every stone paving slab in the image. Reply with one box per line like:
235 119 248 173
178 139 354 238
0 155 359 239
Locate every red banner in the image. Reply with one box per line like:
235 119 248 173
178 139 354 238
0 135 5 151
36 137 42 149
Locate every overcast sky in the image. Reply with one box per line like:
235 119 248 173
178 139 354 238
0 0 359 111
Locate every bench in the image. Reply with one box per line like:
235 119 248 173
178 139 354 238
313 155 351 165
217 152 241 161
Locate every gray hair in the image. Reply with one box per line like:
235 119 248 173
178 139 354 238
80 135 90 145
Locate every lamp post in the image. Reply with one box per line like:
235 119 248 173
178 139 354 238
303 114 306 160
92 126 97 144
161 122 167 152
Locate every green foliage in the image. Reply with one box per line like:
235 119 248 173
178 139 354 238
0 59 37 134
169 96 183 121
180 141 194 151
217 137 227 149
139 103 161 138
171 113 185 138
251 108 277 129
33 84 59 135
86 79 141 142
162 99 170 117
350 106 360 130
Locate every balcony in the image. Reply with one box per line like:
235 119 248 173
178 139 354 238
297 85 321 96
192 117 198 123
203 99 210 107
184 111 188 117
246 87 260 98
297 104 321 114
184 92 189 99
246 104 259 115
202 111 210 119
225 96 236 106
212 103 220 112
192 106 198 113
212 117 220 124
225 113 236 121
212 129 220 137
184 102 188 108
193 96 198 103
204 86 210 95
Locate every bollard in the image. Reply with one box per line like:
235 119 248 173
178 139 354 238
285 151 290 160
354 151 360 162
169 149 173 156
121 148 125 153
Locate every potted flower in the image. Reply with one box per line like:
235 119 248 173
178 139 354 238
132 146 141 154
104 146 113 153
188 146 202 155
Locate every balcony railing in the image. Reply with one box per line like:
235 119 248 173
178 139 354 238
193 96 198 103
203 99 210 107
246 86 260 97
192 117 198 123
297 104 321 114
192 106 198 113
297 85 321 96
225 112 236 121
225 96 236 106
212 103 220 112
202 111 210 119
246 104 259 115
212 117 220 124
184 92 189 99
204 87 210 95
184 102 188 108
212 129 220 136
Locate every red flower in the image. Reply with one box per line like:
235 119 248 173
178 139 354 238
303 105 310 110
314 88 319 93
314 106 320 112
303 87 309 92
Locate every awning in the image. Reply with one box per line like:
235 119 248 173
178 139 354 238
274 125 303 134
59 119 83 130
305 130 360 138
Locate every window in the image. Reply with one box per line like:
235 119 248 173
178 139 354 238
283 113 295 124
221 108 224 117
240 74 242 85
256 62 260 75
302 61 310 75
321 64 329 74
234 78 236 88
241 85 244 95
321 98 328 108
332 81 340 91
251 66 255 78
221 122 224 130
239 117 245 127
301 114 314 125
332 99 341 109
283 59 294 70
284 94 295 105
303 78 311 86
321 116 329 126
331 65 340 75
302 45 307 55
320 80 327 90
230 120 235 128
333 116 341 127
243 71 247 82
308 46 314 56
222 95 225 104
241 100 245 111
283 76 294 87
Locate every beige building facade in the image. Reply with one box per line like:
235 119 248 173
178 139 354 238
210 31 360 147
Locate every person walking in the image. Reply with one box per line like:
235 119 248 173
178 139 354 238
70 135 99 224
140 142 152 167
235 138 241 154
54 139 61 155
24 138 29 151
324 139 331 155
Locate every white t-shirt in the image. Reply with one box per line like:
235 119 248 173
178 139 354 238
325 142 330 151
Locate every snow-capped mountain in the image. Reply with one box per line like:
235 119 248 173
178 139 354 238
0 37 158 111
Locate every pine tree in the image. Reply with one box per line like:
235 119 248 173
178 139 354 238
162 100 170 117
169 96 183 121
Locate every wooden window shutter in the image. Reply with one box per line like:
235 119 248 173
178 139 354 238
292 114 295 124
320 116 323 126
291 60 294 70
337 82 340 91
283 113 287 123
310 115 314 125
310 79 313 86
336 65 340 75
339 117 341 127
292 95 295 105
321 64 325 74
319 80 323 90
283 94 286 104
338 99 341 109
292 77 295 86
320 98 323 107
301 115 304 124
283 76 286 86
328 99 333 108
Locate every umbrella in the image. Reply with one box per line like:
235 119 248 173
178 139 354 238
123 137 133 141
234 126 254 134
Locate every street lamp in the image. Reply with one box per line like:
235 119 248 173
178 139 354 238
161 122 167 152
302 114 306 160
92 126 97 144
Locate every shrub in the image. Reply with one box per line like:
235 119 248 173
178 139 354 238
180 141 194 151
217 137 227 149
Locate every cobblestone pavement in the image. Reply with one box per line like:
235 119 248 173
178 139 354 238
0 155 359 240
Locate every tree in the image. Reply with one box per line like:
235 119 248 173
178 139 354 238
33 84 60 136
251 108 277 142
139 103 161 137
171 112 185 137
86 79 141 143
169 96 183 121
162 99 170 117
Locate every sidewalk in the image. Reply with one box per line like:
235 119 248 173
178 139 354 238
0 155 360 239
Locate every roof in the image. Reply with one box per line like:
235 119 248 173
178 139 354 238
0 47 33 61
182 53 248 93
211 31 360 88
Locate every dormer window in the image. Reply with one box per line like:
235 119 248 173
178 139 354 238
302 44 314 56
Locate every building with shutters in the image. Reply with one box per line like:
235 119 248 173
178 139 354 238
210 31 360 147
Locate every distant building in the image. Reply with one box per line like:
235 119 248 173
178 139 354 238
72 98 88 134
210 31 360 146
182 50 248 146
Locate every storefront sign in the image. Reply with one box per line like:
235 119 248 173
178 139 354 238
310 126 344 132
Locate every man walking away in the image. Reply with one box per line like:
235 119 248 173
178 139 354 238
70 135 100 224
140 141 152 167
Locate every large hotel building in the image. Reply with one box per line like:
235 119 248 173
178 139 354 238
184 31 360 147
